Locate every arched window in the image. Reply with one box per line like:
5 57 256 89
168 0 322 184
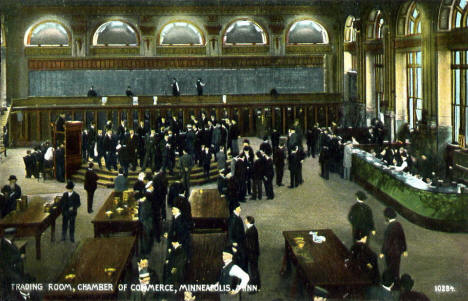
344 16 356 43
287 20 329 44
159 22 204 45
92 21 139 46
223 19 267 45
407 2 421 35
25 21 70 46
453 0 468 28
367 10 385 39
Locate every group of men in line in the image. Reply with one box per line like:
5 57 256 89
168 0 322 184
22 141 64 182
348 191 429 300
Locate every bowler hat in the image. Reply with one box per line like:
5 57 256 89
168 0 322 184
384 207 397 219
222 247 234 255
66 181 75 189
355 191 367 201
229 200 240 213
8 175 17 181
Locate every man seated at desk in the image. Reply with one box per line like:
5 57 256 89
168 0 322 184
1 175 22 218
0 228 24 300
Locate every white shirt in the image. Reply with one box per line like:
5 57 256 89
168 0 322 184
44 147 54 161
246 223 253 229
223 260 250 293
393 161 408 172
67 191 74 197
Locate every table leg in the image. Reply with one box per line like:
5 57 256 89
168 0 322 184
35 234 42 260
51 219 56 242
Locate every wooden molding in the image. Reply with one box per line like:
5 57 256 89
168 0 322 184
139 25 155 36
285 44 331 54
90 47 140 56
156 46 206 56
395 37 421 50
205 24 222 35
222 45 270 55
24 46 72 57
364 40 383 53
28 55 325 70
344 42 356 52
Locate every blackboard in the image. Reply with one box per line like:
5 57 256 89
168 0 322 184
29 67 324 97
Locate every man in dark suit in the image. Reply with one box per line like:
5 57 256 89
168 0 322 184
54 113 66 146
145 181 163 243
126 86 134 97
87 86 97 97
165 205 191 259
130 259 158 301
251 152 264 201
399 274 430 301
273 143 285 187
23 150 34 178
259 136 272 156
287 128 299 154
163 235 187 288
211 123 222 153
60 181 81 242
288 146 301 188
228 201 247 271
348 191 376 242
350 233 380 285
263 153 274 200
201 146 212 180
117 143 130 177
0 227 25 300
245 216 261 290
104 130 118 171
136 121 147 168
319 145 330 180
87 123 97 162
126 129 139 171
1 175 22 218
271 129 280 151
366 270 398 301
142 130 157 172
179 149 194 198
95 130 105 168
173 191 193 230
117 120 127 143
229 119 240 156
380 207 407 288
55 144 65 182
137 193 154 256
84 163 98 214
82 129 89 163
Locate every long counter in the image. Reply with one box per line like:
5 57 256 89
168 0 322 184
352 149 468 232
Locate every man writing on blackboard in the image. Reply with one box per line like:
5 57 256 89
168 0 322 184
195 78 206 96
171 78 180 96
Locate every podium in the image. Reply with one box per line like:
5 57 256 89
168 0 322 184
64 121 83 179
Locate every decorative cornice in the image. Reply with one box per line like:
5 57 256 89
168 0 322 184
205 24 222 35
285 44 331 54
28 55 324 70
364 40 383 52
269 24 285 35
344 42 356 52
90 47 140 56
222 45 270 55
156 46 206 55
24 46 72 57
139 25 155 36
436 30 468 50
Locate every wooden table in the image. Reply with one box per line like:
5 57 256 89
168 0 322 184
189 189 229 232
44 236 136 300
186 233 227 301
92 191 140 237
281 229 372 299
0 194 62 260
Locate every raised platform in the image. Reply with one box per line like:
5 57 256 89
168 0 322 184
71 159 228 188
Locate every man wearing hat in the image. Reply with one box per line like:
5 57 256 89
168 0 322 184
130 258 158 301
165 205 191 259
348 191 376 242
179 149 194 198
215 247 250 298
84 163 98 214
380 207 407 289
60 181 81 242
163 233 187 288
399 274 430 301
173 189 193 230
228 202 248 271
0 227 25 300
1 175 22 218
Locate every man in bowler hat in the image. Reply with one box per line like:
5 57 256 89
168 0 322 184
60 181 81 242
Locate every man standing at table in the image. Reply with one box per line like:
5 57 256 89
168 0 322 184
60 181 81 242
84 162 98 214
380 207 407 289
1 175 22 218
348 191 375 242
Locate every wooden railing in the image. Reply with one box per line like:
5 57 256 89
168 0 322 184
9 93 342 146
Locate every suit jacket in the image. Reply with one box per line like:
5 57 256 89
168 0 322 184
179 154 194 172
382 221 407 258
260 142 272 156
348 202 375 238
84 169 98 192
202 151 212 167
168 216 190 254
103 134 117 153
228 214 246 246
264 157 274 180
366 285 398 301
274 147 286 167
245 225 260 261
126 134 138 156
252 158 265 180
271 131 280 148
163 246 187 286
216 151 227 170
60 191 80 217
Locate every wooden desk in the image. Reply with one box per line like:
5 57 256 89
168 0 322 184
92 191 140 237
186 233 227 301
0 194 62 260
189 189 229 232
44 236 136 300
281 229 372 298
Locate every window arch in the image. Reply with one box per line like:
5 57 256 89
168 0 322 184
407 2 422 35
453 0 468 28
159 21 204 45
367 10 385 39
25 21 70 46
223 19 267 45
287 19 329 44
344 16 356 42
92 21 139 46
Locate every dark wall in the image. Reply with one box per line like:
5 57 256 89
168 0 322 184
29 67 324 97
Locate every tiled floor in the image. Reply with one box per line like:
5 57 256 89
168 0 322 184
1 139 467 300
